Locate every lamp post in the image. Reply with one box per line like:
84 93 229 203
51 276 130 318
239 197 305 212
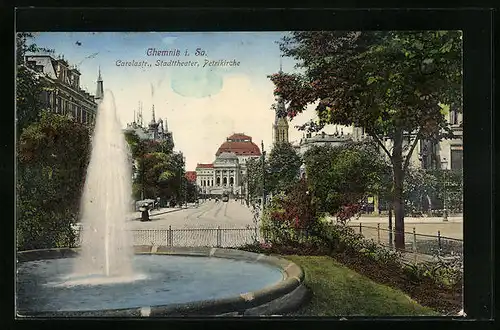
183 156 187 208
261 140 266 211
178 163 182 208
441 157 448 221
299 163 306 180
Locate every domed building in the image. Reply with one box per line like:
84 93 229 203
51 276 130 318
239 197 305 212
196 133 261 197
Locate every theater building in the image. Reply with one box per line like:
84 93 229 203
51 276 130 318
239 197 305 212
195 133 261 197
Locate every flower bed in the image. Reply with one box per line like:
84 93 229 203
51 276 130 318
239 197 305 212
240 221 462 315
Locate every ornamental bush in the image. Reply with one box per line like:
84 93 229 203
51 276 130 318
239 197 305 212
261 179 317 244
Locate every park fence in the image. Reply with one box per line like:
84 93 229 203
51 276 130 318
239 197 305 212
346 223 463 262
75 226 261 248
74 224 462 263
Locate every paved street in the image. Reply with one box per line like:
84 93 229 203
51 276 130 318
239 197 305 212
128 200 255 230
124 200 257 247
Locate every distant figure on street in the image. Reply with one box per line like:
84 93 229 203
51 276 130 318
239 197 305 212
139 203 150 222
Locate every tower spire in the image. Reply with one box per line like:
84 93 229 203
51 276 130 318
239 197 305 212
279 55 283 73
139 101 143 127
151 104 156 123
95 67 104 102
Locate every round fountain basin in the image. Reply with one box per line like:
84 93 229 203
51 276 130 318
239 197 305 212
16 247 308 317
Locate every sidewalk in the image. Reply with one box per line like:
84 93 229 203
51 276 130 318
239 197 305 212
328 215 463 224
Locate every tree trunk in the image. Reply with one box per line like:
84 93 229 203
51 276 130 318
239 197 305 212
392 130 406 250
388 202 393 248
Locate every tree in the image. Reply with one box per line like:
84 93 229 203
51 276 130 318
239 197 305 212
185 180 198 202
132 150 186 202
124 130 182 201
302 144 344 214
17 111 91 249
16 33 55 136
403 166 439 215
267 142 302 194
404 168 463 215
139 152 173 199
303 142 391 218
245 157 266 201
270 31 462 249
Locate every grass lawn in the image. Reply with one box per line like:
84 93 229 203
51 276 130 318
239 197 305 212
284 255 438 316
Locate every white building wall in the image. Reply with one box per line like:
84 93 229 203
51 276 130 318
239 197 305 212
380 115 462 170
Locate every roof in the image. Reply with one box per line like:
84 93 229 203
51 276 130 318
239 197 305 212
196 163 214 168
216 134 261 156
228 133 252 141
302 132 353 144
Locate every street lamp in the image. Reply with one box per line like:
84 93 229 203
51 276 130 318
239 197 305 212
441 157 448 221
261 140 266 210
299 163 306 180
183 156 187 208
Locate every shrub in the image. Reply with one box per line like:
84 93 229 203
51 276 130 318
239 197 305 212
335 203 362 224
17 199 77 250
403 256 463 288
260 180 317 245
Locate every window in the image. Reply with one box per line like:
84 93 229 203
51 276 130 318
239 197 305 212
74 105 79 122
56 97 61 113
450 145 463 170
450 109 460 125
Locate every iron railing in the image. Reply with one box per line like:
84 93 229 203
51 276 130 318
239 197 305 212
75 226 262 248
74 224 462 263
346 223 463 263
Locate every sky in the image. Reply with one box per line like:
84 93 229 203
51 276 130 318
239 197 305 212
30 32 350 170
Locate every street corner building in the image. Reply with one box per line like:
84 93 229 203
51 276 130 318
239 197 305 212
22 54 103 125
195 133 262 197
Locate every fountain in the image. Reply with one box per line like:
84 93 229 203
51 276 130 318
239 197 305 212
16 91 308 317
73 89 135 282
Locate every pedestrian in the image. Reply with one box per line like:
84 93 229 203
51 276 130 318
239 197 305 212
140 203 150 222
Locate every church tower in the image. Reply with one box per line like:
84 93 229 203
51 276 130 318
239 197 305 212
273 98 289 144
273 60 289 145
95 67 104 103
148 104 159 140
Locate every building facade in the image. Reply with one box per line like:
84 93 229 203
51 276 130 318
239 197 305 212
195 133 261 197
123 103 175 184
380 109 463 171
123 103 174 145
294 129 355 156
24 55 100 125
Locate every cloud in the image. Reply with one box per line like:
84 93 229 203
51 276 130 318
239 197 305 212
161 36 178 45
170 69 224 98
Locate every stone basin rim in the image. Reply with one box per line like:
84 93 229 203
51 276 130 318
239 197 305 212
16 246 306 317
